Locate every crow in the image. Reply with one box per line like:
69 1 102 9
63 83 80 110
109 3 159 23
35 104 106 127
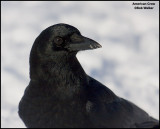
18 23 159 128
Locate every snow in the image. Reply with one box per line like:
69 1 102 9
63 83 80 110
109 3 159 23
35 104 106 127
1 1 159 128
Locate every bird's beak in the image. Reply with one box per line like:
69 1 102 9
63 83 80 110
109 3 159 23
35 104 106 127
65 33 102 51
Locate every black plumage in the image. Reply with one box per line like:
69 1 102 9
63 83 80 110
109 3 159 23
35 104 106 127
18 23 159 128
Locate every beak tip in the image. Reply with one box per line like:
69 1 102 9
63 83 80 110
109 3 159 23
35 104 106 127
95 43 102 49
97 44 102 48
89 43 102 49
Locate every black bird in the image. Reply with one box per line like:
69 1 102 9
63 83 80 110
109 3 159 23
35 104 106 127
19 23 159 128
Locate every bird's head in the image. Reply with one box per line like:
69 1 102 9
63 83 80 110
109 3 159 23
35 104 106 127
30 23 101 80
32 23 101 57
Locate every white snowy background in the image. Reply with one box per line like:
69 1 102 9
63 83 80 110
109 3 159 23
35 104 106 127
1 1 159 128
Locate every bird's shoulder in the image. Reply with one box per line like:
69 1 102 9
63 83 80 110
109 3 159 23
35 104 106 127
86 76 159 128
87 76 118 103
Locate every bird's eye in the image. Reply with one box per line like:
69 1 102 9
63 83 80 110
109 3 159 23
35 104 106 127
54 37 63 46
